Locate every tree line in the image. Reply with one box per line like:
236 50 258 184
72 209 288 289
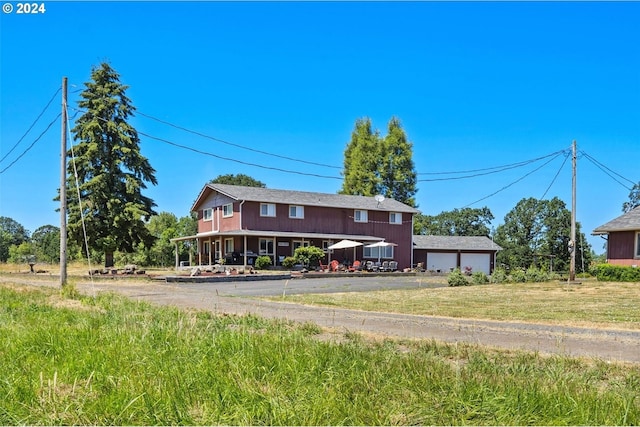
3 62 638 274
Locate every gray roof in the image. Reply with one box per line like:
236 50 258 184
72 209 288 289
592 206 640 234
196 183 420 213
413 235 502 251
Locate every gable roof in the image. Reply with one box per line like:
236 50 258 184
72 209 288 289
592 206 640 234
413 235 502 251
192 183 420 214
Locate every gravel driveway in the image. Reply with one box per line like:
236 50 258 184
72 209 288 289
3 275 640 364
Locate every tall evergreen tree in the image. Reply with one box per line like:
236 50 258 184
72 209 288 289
340 118 382 197
381 117 418 207
65 63 157 267
340 117 417 207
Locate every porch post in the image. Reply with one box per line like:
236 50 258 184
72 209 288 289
174 242 179 269
243 235 248 266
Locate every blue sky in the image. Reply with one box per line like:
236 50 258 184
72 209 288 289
1 1 638 253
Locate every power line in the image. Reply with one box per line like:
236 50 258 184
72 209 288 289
135 111 343 170
462 151 565 208
418 150 568 182
580 150 636 190
137 130 343 181
0 87 61 164
540 150 571 200
417 150 567 176
0 113 62 174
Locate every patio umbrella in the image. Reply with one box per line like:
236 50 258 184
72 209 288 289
365 241 398 262
327 239 363 265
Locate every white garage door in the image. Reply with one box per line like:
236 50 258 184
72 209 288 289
460 253 491 275
426 252 457 273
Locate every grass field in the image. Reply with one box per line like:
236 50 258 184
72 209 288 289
1 280 639 425
275 279 640 330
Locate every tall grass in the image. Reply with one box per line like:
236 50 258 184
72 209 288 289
1 282 639 425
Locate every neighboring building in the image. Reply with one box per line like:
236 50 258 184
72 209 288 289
171 183 419 269
592 206 640 266
412 235 501 275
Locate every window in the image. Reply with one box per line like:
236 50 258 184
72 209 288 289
293 241 310 253
203 208 212 221
389 212 402 225
322 240 333 252
222 203 233 218
203 241 210 255
259 238 275 255
354 210 368 223
289 205 304 219
636 232 640 258
260 203 276 217
363 246 394 259
224 238 234 255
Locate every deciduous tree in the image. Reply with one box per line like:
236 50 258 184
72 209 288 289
210 174 266 188
622 181 640 213
0 217 29 262
414 207 494 236
494 197 591 273
65 63 157 267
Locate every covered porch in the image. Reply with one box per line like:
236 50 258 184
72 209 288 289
170 230 385 270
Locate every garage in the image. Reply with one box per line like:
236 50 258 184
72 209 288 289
460 253 492 275
413 235 501 274
426 252 457 273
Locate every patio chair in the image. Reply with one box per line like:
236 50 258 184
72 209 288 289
318 260 328 272
348 260 362 272
388 261 398 272
365 261 377 272
381 261 390 271
330 260 340 272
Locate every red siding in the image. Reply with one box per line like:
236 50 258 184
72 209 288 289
606 231 639 265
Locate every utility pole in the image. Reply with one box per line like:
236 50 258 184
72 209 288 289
569 139 577 282
60 77 67 287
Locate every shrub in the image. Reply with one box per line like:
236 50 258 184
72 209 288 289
511 269 527 283
471 271 489 285
448 268 469 286
293 246 325 268
525 266 550 283
281 256 296 270
254 255 272 270
490 268 509 284
593 263 640 282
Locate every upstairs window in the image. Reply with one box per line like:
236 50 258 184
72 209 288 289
354 210 368 223
636 232 640 258
222 203 233 218
203 208 212 221
389 212 402 225
289 205 304 219
260 203 276 217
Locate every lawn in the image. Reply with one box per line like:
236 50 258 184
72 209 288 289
275 279 640 330
1 280 639 425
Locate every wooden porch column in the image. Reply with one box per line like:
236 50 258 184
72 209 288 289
174 242 179 269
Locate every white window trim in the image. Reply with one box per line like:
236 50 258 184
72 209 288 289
222 203 233 218
260 203 276 217
259 238 275 255
289 205 304 219
389 212 402 225
224 238 234 255
203 208 212 221
363 246 394 259
635 231 640 258
354 209 368 223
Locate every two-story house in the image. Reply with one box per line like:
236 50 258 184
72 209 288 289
171 183 419 269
